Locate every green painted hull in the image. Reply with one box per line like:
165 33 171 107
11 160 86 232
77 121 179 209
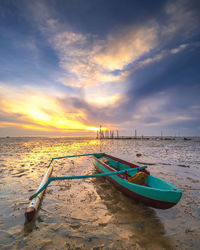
93 154 182 209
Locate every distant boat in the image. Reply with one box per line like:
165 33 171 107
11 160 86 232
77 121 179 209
92 154 182 209
184 137 191 140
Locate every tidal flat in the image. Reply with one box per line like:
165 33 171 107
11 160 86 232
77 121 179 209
0 137 200 249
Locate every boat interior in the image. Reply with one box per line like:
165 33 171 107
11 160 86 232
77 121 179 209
95 154 148 185
94 154 177 191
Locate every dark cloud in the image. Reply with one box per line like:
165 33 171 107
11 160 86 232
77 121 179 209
0 111 40 126
46 0 167 37
0 111 24 123
58 96 110 125
122 42 200 106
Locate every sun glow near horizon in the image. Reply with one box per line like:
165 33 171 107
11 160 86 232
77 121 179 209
0 88 101 134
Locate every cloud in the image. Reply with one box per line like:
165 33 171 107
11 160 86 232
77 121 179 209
45 0 199 97
126 43 190 76
47 21 160 109
23 3 157 90
17 0 198 111
52 30 128 89
94 22 158 71
170 44 189 54
0 83 99 132
162 0 200 41
1 0 199 136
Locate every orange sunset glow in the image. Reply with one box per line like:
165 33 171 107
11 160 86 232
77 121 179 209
0 85 100 134
0 0 199 137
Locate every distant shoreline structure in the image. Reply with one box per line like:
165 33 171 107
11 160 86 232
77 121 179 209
0 136 198 141
0 126 197 141
96 125 195 141
0 125 197 140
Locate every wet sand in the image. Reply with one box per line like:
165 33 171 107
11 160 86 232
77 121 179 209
0 137 200 249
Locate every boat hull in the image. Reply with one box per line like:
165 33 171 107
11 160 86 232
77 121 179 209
93 154 182 209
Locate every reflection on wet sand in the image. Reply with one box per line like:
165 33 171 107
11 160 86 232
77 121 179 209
0 137 200 249
92 177 174 249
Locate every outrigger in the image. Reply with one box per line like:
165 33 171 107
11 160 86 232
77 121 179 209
25 153 182 222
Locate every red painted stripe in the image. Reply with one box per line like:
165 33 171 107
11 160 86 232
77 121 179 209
104 153 139 168
104 154 150 175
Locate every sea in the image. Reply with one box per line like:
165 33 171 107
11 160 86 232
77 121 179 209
0 137 200 249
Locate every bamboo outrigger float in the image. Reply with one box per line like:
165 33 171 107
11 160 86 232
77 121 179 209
25 153 182 222
25 153 102 222
25 159 54 222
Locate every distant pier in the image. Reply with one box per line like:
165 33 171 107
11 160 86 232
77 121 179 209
96 125 177 140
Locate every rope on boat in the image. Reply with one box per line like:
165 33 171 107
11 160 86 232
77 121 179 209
29 166 147 200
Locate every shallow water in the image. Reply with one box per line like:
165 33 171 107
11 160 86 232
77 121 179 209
0 137 200 249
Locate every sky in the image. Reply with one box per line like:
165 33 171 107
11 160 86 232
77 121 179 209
0 0 200 137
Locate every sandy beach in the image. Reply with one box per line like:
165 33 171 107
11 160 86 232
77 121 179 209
0 137 200 249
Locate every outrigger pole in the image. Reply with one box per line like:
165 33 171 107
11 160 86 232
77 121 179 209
25 153 102 222
25 153 147 222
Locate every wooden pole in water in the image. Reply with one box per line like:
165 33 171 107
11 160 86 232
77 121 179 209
25 160 54 222
97 130 99 139
135 129 137 139
99 125 102 139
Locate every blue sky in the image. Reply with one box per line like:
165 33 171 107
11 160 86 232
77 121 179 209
0 0 200 136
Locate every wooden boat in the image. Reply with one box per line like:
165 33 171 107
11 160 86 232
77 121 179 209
92 153 182 209
26 153 182 222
